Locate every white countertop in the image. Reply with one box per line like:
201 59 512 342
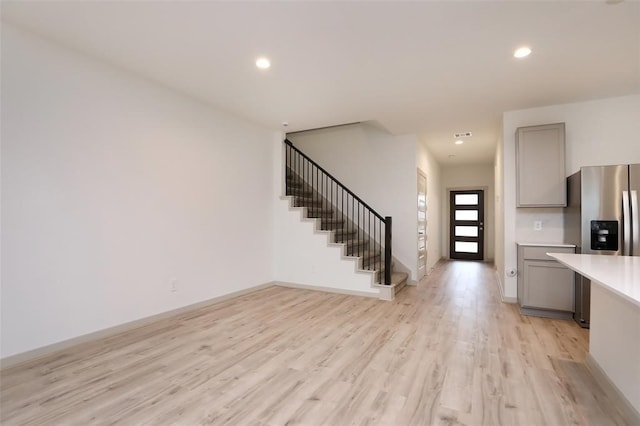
548 253 640 307
516 242 577 248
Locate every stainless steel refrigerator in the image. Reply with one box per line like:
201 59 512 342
564 164 640 328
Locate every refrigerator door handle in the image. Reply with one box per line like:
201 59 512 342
622 190 631 256
632 190 639 256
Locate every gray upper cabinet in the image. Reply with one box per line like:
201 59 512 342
516 123 566 207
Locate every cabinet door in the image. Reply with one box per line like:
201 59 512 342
516 123 566 207
522 260 574 311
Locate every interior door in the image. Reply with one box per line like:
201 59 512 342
417 170 427 279
449 190 484 261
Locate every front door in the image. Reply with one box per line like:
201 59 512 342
449 190 484 261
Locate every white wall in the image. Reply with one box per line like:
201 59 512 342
494 132 505 298
1 25 277 358
417 141 442 273
499 94 640 299
440 165 495 262
288 123 424 281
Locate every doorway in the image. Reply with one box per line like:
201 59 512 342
417 170 427 279
449 190 484 261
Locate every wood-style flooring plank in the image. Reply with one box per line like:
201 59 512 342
1 261 632 425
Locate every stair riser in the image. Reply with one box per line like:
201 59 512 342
287 186 312 192
307 212 334 219
361 257 382 269
321 224 348 230
347 250 371 257
345 243 370 256
285 180 304 188
294 199 325 208
343 250 382 268
334 230 358 239
319 219 345 228
287 190 314 197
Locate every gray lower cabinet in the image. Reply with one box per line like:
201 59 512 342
517 244 575 319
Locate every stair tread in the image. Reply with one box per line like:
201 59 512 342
371 271 408 286
371 260 397 274
350 250 381 259
372 260 391 269
390 272 409 284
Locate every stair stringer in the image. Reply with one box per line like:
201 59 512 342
275 196 383 298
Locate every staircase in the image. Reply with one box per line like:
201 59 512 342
284 139 408 300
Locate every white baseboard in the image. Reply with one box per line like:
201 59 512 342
274 281 379 299
0 282 274 370
586 354 640 425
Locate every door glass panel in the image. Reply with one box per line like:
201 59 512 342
455 241 478 253
455 210 478 221
450 189 484 260
455 226 478 237
455 194 479 205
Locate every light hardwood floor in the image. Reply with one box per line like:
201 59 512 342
0 261 631 425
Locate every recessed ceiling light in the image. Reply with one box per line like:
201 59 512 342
256 57 271 69
455 140 464 145
514 47 532 59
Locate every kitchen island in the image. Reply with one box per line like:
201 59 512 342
548 253 640 422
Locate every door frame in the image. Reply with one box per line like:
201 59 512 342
417 168 428 280
446 186 488 261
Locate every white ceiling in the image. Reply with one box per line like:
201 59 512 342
3 1 639 165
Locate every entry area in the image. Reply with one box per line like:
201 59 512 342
449 190 484 260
